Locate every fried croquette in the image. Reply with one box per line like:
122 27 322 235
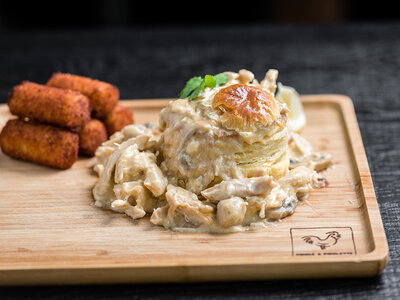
78 119 108 157
0 119 79 169
8 81 91 131
47 73 119 118
104 104 134 136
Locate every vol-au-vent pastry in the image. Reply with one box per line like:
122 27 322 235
92 69 332 233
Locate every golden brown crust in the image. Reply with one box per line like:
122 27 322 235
8 81 91 131
103 104 134 136
78 119 108 157
213 84 279 130
47 73 119 118
0 119 79 169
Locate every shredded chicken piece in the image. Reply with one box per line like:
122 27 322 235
289 132 332 172
260 69 278 94
290 132 313 158
257 167 317 220
278 166 317 198
311 154 332 172
163 185 215 227
114 145 167 196
94 146 116 177
93 135 150 206
201 176 274 201
150 205 169 226
112 181 159 219
238 69 255 84
123 124 152 139
111 199 146 219
265 195 298 220
99 124 152 150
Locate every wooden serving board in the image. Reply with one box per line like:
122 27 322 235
0 95 388 285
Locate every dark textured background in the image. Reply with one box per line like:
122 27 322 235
1 23 399 299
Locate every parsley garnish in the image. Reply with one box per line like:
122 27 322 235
179 73 229 101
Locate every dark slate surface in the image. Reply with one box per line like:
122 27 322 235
0 23 399 299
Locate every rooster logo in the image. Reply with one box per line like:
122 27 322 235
301 231 341 250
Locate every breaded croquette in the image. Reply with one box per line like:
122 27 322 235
0 119 79 169
8 81 91 131
47 73 119 118
104 104 134 136
78 119 108 157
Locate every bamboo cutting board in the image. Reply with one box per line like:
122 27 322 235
0 95 389 285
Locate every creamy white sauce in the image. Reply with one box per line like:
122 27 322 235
92 69 331 233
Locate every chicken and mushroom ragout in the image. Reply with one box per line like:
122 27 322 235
92 69 331 233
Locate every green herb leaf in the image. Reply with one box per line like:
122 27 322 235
179 76 203 99
189 80 205 100
203 75 216 89
179 72 229 101
214 73 229 86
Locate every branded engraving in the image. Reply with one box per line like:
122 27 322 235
302 231 341 250
290 227 356 256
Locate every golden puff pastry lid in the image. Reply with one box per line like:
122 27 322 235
213 83 281 131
